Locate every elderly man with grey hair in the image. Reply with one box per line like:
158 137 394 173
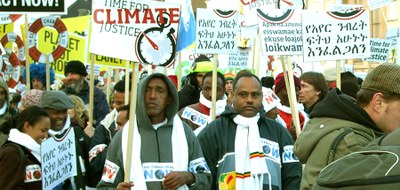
40 90 90 189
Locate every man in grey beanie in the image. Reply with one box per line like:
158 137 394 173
63 60 109 125
294 63 400 189
40 90 91 189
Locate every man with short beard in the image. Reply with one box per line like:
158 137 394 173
63 60 109 125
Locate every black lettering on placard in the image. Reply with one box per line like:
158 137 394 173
99 23 140 37
305 19 368 58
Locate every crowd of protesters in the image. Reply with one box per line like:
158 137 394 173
0 57 399 190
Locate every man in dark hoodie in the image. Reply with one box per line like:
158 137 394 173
97 73 211 190
294 64 400 190
198 72 301 190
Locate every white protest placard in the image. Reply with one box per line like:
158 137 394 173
386 27 400 47
258 8 302 55
302 10 370 62
362 38 390 63
41 127 77 190
228 48 250 68
90 0 180 67
195 9 239 54
262 87 280 112
330 4 363 12
239 14 258 39
240 0 278 26
367 0 390 10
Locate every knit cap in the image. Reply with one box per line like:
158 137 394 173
361 64 400 94
21 89 43 108
274 72 301 93
190 55 213 73
64 60 88 76
224 73 236 81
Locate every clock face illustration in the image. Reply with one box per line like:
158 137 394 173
135 13 177 67
327 9 365 20
277 0 305 10
257 9 294 24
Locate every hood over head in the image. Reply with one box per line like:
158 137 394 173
310 88 379 131
136 73 178 128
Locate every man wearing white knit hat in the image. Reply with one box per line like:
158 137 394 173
198 71 302 190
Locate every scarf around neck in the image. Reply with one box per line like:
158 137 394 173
121 115 189 190
199 92 227 117
8 128 41 162
234 114 269 190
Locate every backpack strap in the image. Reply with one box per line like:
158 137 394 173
326 127 354 165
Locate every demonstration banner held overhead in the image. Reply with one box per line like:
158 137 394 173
0 0 66 14
41 127 77 190
302 9 371 62
195 9 239 54
362 38 391 63
90 0 181 68
258 8 303 56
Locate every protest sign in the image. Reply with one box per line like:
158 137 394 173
41 127 77 190
262 87 280 112
0 0 66 14
0 22 15 50
90 0 180 68
330 4 363 12
302 9 370 62
362 38 390 63
386 27 400 47
240 0 277 26
258 8 302 55
228 48 250 68
367 0 390 10
0 14 22 24
195 9 239 54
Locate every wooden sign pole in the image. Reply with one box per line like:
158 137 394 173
124 62 139 182
46 55 50 91
210 54 218 121
24 15 31 90
89 54 95 128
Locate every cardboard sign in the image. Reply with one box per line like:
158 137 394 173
330 4 363 12
367 0 390 10
262 87 280 112
258 8 302 55
302 10 370 62
90 0 180 68
228 48 250 68
362 38 390 63
195 8 239 54
41 127 77 190
0 0 66 14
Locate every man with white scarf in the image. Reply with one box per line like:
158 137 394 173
179 71 227 135
97 73 211 190
198 71 302 190
40 90 90 189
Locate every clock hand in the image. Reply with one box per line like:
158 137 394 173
143 33 159 50
281 0 293 6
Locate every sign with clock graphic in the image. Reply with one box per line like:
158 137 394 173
257 8 302 55
302 9 370 62
90 0 180 66
195 8 239 54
